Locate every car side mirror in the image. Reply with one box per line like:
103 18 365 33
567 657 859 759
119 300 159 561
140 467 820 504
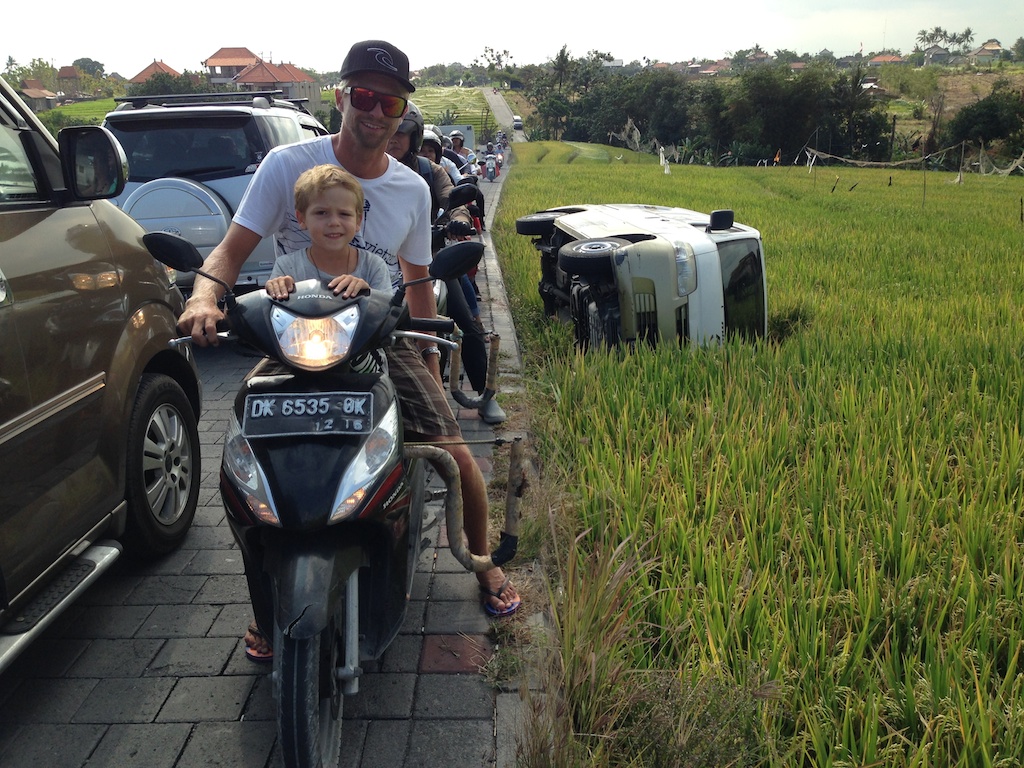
707 209 734 232
57 126 128 201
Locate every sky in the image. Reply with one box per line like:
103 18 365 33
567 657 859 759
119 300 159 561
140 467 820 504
5 0 1020 79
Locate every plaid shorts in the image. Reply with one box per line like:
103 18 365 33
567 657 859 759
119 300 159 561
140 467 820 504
385 338 460 438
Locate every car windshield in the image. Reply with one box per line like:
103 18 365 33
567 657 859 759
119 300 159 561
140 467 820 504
106 115 264 182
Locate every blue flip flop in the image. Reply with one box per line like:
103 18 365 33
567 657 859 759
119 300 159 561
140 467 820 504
480 577 521 617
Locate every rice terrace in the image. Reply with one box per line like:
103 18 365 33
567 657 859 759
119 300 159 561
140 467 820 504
496 142 1024 767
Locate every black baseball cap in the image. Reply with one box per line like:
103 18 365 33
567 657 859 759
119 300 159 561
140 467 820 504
340 40 416 93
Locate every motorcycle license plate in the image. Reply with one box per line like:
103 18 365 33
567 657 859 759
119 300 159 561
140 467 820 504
242 392 373 438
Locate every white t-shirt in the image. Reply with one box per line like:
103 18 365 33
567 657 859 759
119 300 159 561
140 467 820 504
233 135 432 287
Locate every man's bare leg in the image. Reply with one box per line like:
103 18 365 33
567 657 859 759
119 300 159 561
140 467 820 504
432 436 520 613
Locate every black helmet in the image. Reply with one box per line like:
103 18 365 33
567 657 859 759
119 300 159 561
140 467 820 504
395 100 424 153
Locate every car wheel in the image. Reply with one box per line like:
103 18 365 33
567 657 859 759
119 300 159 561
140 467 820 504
558 237 630 281
123 373 200 557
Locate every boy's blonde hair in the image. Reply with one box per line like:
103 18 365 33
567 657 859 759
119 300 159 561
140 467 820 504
294 164 364 221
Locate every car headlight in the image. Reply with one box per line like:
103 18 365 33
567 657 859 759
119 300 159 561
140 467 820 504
330 402 401 522
673 240 697 297
222 414 280 525
271 304 361 370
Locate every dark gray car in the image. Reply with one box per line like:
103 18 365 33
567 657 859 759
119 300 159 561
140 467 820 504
0 76 203 673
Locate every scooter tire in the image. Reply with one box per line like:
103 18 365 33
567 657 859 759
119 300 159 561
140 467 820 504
275 626 343 768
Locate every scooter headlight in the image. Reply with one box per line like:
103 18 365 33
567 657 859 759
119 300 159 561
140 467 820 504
271 305 361 371
329 402 401 522
223 414 281 525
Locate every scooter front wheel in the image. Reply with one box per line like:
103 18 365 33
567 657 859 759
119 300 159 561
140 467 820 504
275 626 343 768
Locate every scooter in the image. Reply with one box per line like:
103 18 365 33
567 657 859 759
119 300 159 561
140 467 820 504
485 152 498 181
143 231 520 768
430 184 504 420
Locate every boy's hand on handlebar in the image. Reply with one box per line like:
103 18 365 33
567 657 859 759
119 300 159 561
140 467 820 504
328 274 370 299
178 297 226 348
265 276 295 300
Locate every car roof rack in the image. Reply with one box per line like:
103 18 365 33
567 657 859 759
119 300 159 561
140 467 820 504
112 91 307 112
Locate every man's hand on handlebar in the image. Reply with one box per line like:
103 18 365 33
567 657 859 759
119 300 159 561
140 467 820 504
178 296 226 348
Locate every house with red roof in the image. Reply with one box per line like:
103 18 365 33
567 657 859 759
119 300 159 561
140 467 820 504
202 47 260 86
56 66 80 98
234 59 319 107
129 60 182 84
18 78 57 111
867 54 904 67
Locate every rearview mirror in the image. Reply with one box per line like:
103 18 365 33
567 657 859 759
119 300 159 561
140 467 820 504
429 241 484 281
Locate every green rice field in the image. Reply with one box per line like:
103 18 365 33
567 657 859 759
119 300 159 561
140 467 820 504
494 142 1024 767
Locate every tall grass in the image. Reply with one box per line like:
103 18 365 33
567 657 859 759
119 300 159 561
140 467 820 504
497 143 1024 767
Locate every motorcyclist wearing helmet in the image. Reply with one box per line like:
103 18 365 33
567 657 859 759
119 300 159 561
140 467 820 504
387 104 505 422
422 127 463 184
448 129 476 166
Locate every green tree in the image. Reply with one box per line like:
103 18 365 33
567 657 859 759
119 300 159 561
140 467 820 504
1012 38 1024 62
7 58 57 90
72 58 105 78
727 64 798 159
829 65 889 159
945 79 1024 148
536 91 571 140
473 47 514 83
127 71 206 96
551 45 573 93
570 50 612 96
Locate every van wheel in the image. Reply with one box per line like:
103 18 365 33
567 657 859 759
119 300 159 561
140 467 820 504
558 237 630 281
123 374 200 557
515 211 565 236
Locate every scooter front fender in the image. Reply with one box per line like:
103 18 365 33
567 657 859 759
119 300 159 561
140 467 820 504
265 533 363 641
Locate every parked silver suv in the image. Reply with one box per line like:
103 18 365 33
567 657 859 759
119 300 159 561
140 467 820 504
103 91 329 292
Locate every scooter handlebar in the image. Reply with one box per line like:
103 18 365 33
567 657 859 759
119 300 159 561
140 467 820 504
408 317 456 335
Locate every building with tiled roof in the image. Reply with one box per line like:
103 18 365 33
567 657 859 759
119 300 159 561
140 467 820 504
868 54 904 66
18 79 57 111
233 59 320 108
203 47 260 86
56 66 80 97
129 60 182 84
967 39 1004 66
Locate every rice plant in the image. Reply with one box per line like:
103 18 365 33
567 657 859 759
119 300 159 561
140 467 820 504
498 143 1024 767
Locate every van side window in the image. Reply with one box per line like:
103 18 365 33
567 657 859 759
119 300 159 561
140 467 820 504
0 126 43 203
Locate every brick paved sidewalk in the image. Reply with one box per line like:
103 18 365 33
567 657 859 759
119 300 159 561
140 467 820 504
0 149 525 768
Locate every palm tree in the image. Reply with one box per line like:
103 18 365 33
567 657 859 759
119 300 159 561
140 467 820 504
959 28 975 54
551 45 572 94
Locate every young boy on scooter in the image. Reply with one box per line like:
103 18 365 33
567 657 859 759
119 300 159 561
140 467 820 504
264 165 392 301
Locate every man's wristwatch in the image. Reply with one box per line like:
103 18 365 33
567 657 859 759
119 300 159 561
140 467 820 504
421 345 441 358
